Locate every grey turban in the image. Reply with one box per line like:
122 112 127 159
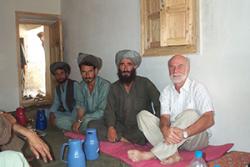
50 62 71 75
115 49 141 68
77 52 102 70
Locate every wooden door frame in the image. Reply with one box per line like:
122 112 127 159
15 11 63 107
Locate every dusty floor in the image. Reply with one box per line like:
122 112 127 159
25 109 129 167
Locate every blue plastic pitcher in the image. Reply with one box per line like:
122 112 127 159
84 128 99 160
35 108 47 130
60 139 86 167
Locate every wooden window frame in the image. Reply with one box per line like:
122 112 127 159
140 0 199 56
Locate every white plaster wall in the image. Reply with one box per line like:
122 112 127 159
61 0 140 82
62 0 250 152
0 0 61 111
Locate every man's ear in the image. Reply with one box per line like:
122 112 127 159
95 68 99 75
65 72 70 78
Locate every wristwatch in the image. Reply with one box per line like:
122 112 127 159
77 119 83 123
183 130 189 139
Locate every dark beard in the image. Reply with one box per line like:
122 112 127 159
58 79 67 84
58 77 68 84
118 69 136 84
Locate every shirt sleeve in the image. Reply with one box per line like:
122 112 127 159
160 87 171 116
104 86 116 127
73 82 85 111
194 83 214 114
49 89 60 113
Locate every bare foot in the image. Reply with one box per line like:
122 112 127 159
127 150 154 162
120 137 130 143
160 152 182 165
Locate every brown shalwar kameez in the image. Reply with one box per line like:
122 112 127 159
104 76 160 145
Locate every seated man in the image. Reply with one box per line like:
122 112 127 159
128 54 215 164
90 49 160 145
0 111 52 166
73 53 110 132
49 62 85 132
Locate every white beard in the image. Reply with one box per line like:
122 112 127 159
170 73 186 84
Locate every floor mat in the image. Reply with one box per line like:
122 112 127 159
64 131 233 167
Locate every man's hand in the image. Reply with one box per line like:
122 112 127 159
72 107 85 132
26 130 53 163
49 112 56 126
107 126 118 142
0 112 16 125
72 121 81 133
161 126 183 144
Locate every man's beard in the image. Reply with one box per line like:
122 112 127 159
170 73 187 84
56 75 69 84
118 69 136 84
83 75 96 84
58 78 68 84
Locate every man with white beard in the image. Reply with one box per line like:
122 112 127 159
128 54 215 165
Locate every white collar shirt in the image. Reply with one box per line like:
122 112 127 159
160 78 214 122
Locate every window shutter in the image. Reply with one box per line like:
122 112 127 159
141 0 197 56
160 0 195 46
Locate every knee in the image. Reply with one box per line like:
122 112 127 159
87 120 95 128
177 109 199 121
87 119 103 128
136 110 155 130
137 110 151 121
87 119 107 140
56 118 72 130
185 109 199 117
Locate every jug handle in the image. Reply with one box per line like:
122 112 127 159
60 143 68 163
